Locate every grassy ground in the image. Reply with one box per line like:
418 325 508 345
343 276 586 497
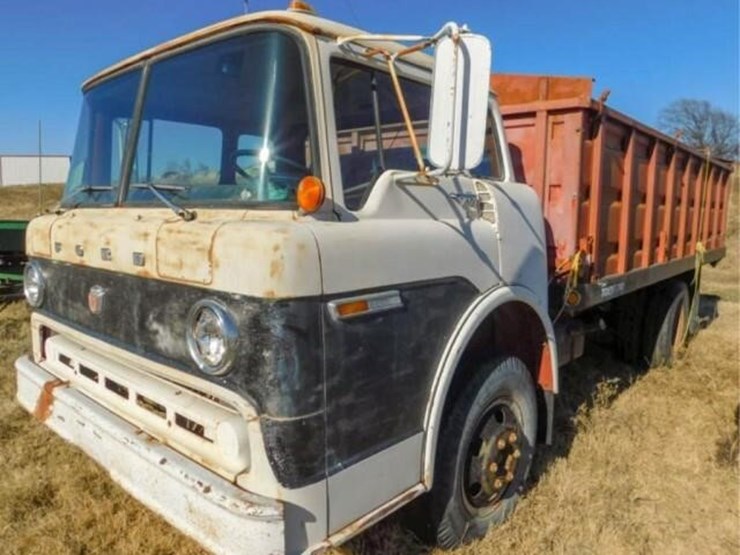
0 183 737 554
0 184 64 220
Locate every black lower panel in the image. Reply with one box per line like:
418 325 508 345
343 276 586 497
323 278 478 474
262 414 326 488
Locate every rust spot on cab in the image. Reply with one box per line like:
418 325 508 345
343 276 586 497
333 486 422 543
33 379 68 422
270 259 284 279
263 290 277 299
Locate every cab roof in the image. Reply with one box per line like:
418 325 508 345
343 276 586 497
83 9 435 90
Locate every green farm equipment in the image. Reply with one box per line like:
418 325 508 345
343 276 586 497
0 220 28 300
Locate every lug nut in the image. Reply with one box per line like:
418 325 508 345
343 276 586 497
513 449 521 459
488 462 498 473
508 432 518 444
493 478 503 489
497 438 506 450
505 472 514 482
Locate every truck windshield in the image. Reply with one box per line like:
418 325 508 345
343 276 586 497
62 31 313 209
63 70 141 207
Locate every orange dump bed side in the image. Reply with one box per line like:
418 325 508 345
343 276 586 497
493 74 733 293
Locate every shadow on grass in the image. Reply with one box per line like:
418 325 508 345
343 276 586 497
715 403 739 468
527 340 638 483
529 292 721 485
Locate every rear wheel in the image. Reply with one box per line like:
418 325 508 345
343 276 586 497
642 280 690 367
413 357 537 549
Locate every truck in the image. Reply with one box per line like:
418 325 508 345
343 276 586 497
14 4 732 554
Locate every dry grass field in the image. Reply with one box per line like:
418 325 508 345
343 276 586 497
0 182 737 554
0 184 64 220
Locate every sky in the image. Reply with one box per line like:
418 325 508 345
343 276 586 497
0 0 737 155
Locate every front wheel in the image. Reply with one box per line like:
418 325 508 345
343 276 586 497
414 356 537 549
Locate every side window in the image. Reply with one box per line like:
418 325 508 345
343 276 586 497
331 61 505 210
331 60 430 210
472 110 504 181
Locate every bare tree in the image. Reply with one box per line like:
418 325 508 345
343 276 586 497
657 99 739 160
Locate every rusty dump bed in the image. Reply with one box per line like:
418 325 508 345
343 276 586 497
493 74 734 311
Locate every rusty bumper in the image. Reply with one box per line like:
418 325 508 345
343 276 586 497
15 355 286 555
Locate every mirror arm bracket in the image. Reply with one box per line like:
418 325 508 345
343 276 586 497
385 53 427 176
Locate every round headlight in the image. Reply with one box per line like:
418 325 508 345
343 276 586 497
186 299 238 376
23 262 46 308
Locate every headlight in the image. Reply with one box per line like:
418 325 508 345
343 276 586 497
186 299 238 376
23 262 45 308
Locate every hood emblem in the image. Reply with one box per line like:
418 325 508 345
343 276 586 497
88 285 106 315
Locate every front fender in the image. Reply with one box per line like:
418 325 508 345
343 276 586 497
421 284 558 486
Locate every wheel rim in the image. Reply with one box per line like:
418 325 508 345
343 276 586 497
671 299 688 352
463 401 524 509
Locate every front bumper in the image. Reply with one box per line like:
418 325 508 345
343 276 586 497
16 355 286 555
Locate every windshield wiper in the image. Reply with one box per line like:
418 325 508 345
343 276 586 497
130 182 196 221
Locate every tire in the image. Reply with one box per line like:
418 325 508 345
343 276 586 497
412 356 537 549
642 280 690 368
614 289 647 364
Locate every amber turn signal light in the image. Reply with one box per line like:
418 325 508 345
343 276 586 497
336 300 369 317
288 0 316 14
297 176 325 213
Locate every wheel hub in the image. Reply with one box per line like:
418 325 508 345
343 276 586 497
464 404 524 508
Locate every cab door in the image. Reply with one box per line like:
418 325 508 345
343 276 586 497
311 39 504 533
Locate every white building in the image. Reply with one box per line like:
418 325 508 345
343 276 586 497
0 155 70 186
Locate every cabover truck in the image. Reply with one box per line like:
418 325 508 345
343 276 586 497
15 4 732 555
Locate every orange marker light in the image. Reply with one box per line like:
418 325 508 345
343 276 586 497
337 301 370 317
336 300 369 318
297 176 325 213
287 0 316 14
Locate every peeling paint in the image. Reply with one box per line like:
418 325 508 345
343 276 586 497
327 485 425 548
156 219 223 285
32 378 68 421
26 215 55 257
269 258 284 279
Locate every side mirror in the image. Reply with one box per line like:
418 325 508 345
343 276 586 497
428 33 491 171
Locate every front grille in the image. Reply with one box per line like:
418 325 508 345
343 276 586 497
41 333 250 478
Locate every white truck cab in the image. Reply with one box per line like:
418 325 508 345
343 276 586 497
16 5 558 554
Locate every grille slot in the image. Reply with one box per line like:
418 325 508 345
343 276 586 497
175 413 212 442
59 354 73 368
105 378 129 399
79 364 99 383
136 394 167 420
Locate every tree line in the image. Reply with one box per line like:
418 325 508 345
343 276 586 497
658 99 738 161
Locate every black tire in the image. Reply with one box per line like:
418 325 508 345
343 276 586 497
642 280 690 367
412 357 537 549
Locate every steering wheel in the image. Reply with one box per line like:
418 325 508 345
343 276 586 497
230 148 307 180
